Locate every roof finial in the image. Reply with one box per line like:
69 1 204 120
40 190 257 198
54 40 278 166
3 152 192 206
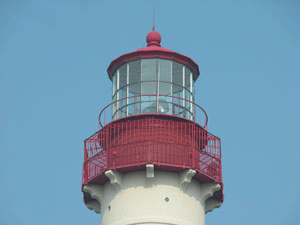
146 9 161 46
153 8 155 31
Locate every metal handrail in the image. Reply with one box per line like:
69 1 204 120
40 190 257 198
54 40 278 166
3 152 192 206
98 94 208 129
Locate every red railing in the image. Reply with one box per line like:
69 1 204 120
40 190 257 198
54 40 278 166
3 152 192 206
82 115 222 185
98 94 208 129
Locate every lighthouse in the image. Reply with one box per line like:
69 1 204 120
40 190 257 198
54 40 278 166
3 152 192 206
82 26 224 225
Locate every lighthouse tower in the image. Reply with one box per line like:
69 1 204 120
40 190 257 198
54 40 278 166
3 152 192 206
82 26 224 225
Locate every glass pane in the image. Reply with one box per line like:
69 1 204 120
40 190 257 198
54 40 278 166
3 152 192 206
179 90 185 117
118 88 127 118
185 89 191 119
112 94 117 120
185 67 191 93
158 95 172 115
141 95 157 114
172 61 183 94
119 64 127 90
172 92 180 116
141 59 157 95
192 77 195 96
129 60 141 95
112 73 117 97
159 59 171 95
127 95 141 115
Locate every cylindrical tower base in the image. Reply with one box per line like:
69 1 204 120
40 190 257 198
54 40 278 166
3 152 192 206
83 167 222 225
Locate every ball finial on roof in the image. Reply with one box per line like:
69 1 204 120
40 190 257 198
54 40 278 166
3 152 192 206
146 28 161 46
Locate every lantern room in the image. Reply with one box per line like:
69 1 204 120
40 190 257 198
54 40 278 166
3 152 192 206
107 28 201 122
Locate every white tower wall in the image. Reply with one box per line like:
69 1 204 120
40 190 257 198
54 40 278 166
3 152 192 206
83 165 222 225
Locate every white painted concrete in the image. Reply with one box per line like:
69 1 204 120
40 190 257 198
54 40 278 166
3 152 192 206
83 167 222 225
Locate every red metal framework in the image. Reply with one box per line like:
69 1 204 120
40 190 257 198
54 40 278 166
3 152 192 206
83 115 222 193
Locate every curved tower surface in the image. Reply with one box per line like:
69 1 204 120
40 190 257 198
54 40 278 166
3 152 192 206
82 27 224 225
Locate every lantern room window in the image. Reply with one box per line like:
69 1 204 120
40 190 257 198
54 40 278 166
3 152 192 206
112 58 195 120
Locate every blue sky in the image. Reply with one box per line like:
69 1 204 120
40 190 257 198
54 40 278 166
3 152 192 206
1 0 299 225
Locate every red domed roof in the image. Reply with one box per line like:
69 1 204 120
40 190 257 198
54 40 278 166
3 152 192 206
107 29 200 81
